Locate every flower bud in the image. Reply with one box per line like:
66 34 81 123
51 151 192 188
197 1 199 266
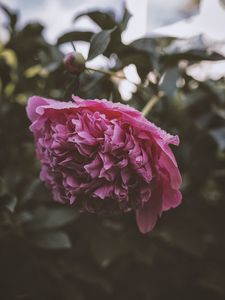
63 52 86 75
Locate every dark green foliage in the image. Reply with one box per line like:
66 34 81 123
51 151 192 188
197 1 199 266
57 31 94 45
88 27 116 60
0 4 225 300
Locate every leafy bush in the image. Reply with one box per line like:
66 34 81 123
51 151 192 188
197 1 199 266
0 4 225 300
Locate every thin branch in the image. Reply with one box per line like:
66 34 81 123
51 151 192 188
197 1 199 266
70 41 76 52
86 67 127 80
142 91 164 117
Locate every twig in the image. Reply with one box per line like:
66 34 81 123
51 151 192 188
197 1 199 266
86 67 140 87
71 41 76 52
142 91 164 117
86 67 127 80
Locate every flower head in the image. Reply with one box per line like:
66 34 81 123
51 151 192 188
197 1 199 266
26 96 182 233
63 52 86 74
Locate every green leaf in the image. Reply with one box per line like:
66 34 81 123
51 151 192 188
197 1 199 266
118 46 152 79
22 23 44 35
119 7 132 32
164 35 205 55
5 196 17 213
57 31 94 45
20 178 41 206
130 37 157 53
88 27 116 60
74 11 116 30
162 35 225 65
130 38 159 71
0 2 17 30
27 206 78 231
160 67 180 98
31 231 72 250
209 127 225 150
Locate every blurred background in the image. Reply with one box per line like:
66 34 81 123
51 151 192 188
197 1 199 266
0 0 197 42
0 0 225 300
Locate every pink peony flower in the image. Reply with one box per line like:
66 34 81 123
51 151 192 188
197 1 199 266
26 96 182 233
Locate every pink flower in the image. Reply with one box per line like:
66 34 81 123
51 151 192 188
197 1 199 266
26 96 182 233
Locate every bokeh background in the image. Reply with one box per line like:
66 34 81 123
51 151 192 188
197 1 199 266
0 0 225 299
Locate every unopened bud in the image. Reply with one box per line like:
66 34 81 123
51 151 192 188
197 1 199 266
63 52 86 75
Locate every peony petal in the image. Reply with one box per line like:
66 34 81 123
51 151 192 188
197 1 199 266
159 149 182 190
160 169 182 211
26 96 49 122
27 95 182 232
94 184 113 199
111 123 125 147
84 155 102 178
136 187 162 234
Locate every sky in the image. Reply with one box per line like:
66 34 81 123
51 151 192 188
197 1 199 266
0 0 191 100
0 0 190 44
152 0 225 81
1 0 225 96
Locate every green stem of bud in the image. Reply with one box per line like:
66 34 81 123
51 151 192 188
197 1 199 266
86 67 127 80
71 41 76 52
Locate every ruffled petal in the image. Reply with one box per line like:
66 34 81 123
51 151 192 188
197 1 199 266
136 187 162 234
27 95 182 232
26 96 49 122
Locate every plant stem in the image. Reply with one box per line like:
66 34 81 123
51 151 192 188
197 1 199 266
142 91 164 117
86 67 128 80
71 41 76 52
